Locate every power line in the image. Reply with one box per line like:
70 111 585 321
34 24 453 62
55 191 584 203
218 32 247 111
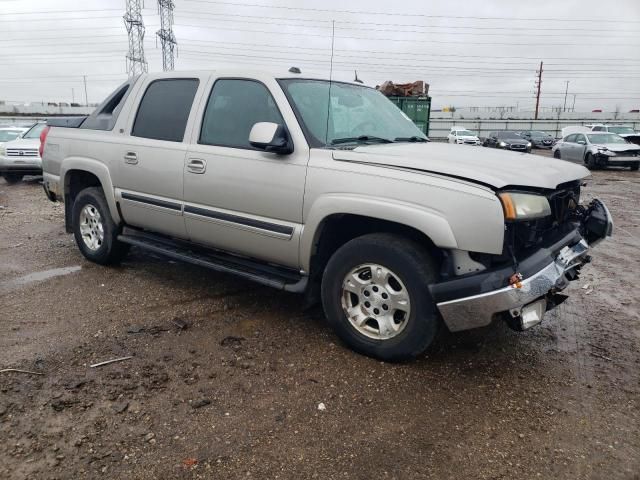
181 0 640 23
175 10 640 33
173 26 640 47
175 13 640 37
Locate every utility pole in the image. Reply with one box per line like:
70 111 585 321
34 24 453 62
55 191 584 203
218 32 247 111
124 0 148 77
83 75 88 106
563 80 569 112
157 0 177 71
534 61 543 120
572 94 576 112
72 88 75 104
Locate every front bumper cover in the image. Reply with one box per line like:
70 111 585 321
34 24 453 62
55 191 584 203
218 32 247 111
433 199 612 332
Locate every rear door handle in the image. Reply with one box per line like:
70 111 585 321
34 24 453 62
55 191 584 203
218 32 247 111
124 152 138 164
187 158 207 174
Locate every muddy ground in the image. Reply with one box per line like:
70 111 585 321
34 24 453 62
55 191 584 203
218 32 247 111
0 159 638 479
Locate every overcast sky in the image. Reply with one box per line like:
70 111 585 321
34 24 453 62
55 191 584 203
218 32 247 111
1 0 639 111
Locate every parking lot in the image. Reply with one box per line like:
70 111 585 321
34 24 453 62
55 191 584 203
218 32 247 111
1 158 639 479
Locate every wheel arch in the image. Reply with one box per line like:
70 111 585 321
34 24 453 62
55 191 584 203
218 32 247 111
301 195 458 275
61 158 120 232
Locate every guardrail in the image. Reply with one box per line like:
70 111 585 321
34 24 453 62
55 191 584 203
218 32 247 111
428 119 640 139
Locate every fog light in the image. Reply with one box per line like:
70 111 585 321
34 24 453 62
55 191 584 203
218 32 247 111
520 299 546 329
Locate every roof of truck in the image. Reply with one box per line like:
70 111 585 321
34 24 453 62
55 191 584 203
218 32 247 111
139 69 367 86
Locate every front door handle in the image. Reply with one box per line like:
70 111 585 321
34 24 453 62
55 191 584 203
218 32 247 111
187 158 207 174
124 152 138 164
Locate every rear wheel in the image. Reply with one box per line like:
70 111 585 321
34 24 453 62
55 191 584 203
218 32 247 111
553 150 561 159
321 233 440 362
72 187 129 265
3 173 24 184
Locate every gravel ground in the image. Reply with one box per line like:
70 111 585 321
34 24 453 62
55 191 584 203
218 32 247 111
0 158 638 480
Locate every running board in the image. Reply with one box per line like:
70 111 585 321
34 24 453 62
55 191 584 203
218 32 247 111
117 229 307 293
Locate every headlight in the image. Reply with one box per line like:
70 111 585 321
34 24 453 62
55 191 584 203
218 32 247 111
499 141 507 147
597 148 615 156
499 192 551 221
0 145 5 156
527 142 532 148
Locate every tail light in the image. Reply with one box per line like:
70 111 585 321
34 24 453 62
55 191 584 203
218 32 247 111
39 125 50 158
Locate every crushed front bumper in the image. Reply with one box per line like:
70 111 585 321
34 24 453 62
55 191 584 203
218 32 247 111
432 199 613 332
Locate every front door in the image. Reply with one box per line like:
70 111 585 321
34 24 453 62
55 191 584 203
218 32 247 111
183 77 309 269
114 77 201 239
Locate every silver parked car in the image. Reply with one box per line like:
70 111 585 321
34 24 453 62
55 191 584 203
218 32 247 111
552 131 640 170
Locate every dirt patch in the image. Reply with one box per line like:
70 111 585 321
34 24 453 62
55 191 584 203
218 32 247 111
0 170 638 479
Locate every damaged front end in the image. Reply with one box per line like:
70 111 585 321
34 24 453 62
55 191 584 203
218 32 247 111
430 182 613 333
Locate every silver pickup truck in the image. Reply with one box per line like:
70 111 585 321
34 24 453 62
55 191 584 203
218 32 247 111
41 70 612 361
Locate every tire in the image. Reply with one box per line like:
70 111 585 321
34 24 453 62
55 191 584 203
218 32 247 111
321 233 440 362
3 173 24 184
585 153 598 170
72 187 129 265
553 150 561 159
630 162 639 171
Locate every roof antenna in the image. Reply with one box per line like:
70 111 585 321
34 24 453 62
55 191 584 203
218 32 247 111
354 70 363 84
288 66 301 74
324 20 335 146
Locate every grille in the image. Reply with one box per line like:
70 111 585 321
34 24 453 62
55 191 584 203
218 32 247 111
547 182 581 224
6 148 39 157
510 144 526 150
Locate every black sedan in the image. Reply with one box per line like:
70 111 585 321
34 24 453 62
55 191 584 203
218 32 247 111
519 130 556 149
483 131 532 152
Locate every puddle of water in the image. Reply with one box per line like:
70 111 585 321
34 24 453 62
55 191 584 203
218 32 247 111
2 266 82 290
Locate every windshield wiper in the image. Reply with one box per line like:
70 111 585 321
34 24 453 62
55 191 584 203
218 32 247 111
331 135 394 145
394 136 429 143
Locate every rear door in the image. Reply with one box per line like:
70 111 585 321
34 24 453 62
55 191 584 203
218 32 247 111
573 134 588 161
182 76 309 268
113 76 202 239
562 134 577 160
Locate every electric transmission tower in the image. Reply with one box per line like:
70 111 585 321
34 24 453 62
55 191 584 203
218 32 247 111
124 0 148 77
157 0 177 71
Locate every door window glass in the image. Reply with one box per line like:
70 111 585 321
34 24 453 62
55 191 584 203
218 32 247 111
132 79 199 142
199 79 285 149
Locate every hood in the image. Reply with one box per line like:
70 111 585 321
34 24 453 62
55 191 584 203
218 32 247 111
332 142 590 190
456 135 479 141
4 137 40 149
594 143 640 153
499 138 529 144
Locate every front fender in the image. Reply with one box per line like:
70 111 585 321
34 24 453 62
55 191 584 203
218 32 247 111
300 194 458 272
60 157 120 224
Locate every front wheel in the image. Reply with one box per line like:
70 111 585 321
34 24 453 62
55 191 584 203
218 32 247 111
321 233 440 362
630 162 639 171
3 173 24 184
553 150 561 159
585 153 599 170
72 187 129 265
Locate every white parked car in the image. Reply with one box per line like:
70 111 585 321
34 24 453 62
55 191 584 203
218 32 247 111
0 122 47 183
587 124 640 146
447 128 481 145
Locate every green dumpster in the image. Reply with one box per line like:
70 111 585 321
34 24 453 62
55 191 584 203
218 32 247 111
386 96 431 136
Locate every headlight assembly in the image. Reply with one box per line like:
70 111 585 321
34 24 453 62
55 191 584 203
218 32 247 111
597 148 616 156
499 192 551 221
499 141 507 147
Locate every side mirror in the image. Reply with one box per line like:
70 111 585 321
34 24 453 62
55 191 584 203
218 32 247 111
249 122 293 155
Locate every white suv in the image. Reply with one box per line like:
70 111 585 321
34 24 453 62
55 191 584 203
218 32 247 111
0 122 47 183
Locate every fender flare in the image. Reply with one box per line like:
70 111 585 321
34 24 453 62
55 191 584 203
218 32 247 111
300 194 458 272
60 157 121 224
